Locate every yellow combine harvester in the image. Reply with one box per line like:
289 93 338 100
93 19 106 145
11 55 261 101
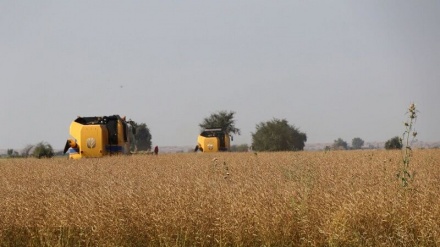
195 128 231 152
63 115 131 159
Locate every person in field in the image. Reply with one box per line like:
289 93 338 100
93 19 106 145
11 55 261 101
154 146 159 155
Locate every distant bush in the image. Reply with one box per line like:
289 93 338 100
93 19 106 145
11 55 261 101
385 136 402 150
351 137 365 150
33 142 54 158
333 138 348 150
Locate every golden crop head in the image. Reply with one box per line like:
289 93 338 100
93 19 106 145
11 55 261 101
408 103 417 119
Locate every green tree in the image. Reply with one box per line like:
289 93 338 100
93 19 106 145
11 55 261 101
385 136 402 150
251 118 307 151
333 138 348 150
33 142 54 158
127 120 152 152
134 123 152 151
351 137 365 150
199 110 240 136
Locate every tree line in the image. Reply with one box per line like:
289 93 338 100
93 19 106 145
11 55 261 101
329 136 403 150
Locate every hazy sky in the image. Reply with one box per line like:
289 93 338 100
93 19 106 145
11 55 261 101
1 0 439 150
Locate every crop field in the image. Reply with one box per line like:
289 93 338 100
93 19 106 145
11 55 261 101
1 149 440 246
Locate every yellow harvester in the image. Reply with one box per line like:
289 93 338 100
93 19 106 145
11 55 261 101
195 128 231 152
63 115 131 159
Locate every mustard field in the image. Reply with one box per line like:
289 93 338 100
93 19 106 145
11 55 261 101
1 150 439 246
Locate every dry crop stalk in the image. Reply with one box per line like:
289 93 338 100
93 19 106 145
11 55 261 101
398 102 418 187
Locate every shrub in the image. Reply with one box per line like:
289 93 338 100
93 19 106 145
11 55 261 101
33 142 54 158
385 136 402 150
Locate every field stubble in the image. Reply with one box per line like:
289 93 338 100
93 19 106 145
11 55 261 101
0 150 439 246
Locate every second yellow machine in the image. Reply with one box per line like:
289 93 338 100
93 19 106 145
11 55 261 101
195 128 231 152
63 115 132 159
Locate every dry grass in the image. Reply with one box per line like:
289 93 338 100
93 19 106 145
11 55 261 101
1 150 440 246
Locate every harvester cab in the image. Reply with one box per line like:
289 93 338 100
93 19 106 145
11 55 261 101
63 115 132 159
195 128 231 152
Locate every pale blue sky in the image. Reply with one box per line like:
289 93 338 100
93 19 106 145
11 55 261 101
1 0 439 149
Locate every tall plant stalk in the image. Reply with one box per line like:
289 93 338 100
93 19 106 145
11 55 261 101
398 103 418 187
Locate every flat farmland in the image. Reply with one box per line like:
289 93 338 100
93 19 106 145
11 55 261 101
1 150 439 246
